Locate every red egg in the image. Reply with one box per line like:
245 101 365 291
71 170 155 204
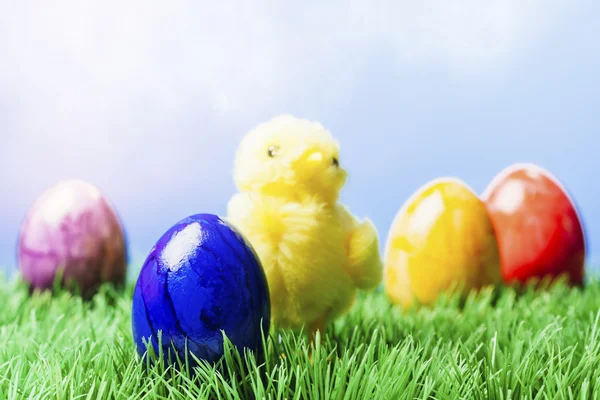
482 163 586 286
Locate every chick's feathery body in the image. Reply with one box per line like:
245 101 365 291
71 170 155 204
227 115 382 333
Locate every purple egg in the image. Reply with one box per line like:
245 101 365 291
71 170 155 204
17 179 127 296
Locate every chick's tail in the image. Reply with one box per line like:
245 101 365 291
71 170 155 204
345 218 383 290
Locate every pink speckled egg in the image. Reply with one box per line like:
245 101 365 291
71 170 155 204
17 179 127 296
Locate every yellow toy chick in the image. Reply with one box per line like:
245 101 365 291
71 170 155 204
227 114 383 338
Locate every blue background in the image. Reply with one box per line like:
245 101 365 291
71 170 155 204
1 1 598 274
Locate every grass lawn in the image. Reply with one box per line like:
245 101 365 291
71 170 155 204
1 275 600 399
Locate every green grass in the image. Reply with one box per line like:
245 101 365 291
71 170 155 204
1 276 600 400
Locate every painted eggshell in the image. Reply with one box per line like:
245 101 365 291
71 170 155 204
131 213 270 367
384 178 502 309
482 163 586 286
17 179 127 296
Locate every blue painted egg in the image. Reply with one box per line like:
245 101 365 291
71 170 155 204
131 213 270 366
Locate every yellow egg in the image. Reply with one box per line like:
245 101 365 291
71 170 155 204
384 178 502 309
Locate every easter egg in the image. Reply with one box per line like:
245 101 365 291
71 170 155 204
384 178 502 309
131 214 270 367
482 163 586 286
17 179 127 296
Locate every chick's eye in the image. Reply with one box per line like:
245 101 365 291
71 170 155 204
268 145 279 157
332 157 339 167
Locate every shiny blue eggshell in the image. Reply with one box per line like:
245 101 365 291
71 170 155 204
131 214 270 366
